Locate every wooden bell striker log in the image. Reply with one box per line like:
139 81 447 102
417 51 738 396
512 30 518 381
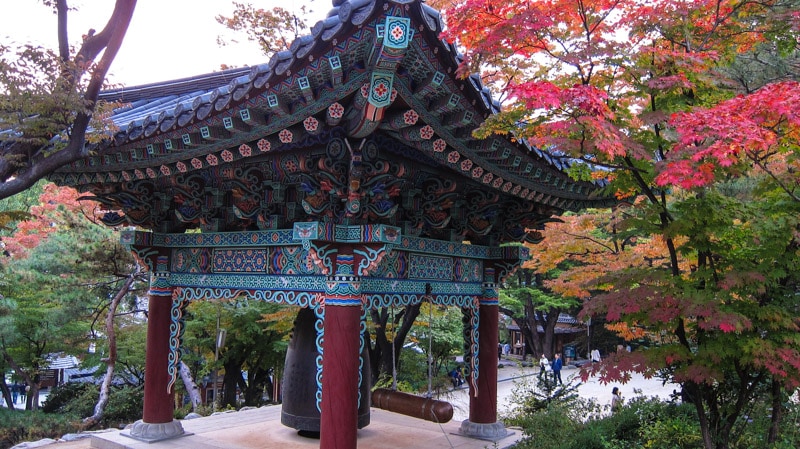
371 388 454 423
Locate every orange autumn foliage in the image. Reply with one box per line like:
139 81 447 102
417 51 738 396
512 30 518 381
3 184 102 258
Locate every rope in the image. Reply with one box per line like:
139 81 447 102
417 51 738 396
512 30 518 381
385 285 455 448
427 284 454 448
426 294 433 399
391 304 397 391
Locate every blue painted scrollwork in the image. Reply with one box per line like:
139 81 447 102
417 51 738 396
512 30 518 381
355 244 391 276
176 287 320 308
167 295 189 393
308 242 336 275
314 304 325 413
358 307 367 408
461 303 480 391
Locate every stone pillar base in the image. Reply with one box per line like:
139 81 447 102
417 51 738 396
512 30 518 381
123 419 186 442
459 419 508 441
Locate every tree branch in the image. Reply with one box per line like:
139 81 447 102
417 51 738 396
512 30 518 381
0 0 137 201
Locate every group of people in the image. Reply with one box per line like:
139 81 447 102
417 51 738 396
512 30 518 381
497 342 511 360
537 352 564 385
9 382 28 404
537 351 624 414
448 366 465 387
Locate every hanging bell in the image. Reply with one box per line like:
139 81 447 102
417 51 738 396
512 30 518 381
281 306 371 435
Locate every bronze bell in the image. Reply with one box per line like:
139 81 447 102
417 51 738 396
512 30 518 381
281 306 371 436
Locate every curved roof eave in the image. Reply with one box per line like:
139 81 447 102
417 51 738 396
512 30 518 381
52 0 615 215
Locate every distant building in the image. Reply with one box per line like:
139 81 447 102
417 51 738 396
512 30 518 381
507 313 585 360
41 354 81 388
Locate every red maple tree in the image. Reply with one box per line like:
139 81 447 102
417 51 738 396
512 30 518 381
445 1 800 447
2 183 101 258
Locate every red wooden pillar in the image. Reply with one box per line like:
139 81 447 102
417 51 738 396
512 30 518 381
319 248 362 449
143 289 174 422
127 267 184 442
460 272 507 441
468 297 499 423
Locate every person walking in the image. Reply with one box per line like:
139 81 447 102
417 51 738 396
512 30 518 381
538 353 549 379
611 387 624 414
11 382 19 404
552 353 563 385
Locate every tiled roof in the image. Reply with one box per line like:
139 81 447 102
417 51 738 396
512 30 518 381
49 0 615 240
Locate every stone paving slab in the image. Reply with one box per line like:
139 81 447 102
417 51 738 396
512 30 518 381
88 406 521 449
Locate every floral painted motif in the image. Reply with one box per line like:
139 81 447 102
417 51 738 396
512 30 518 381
239 144 252 157
472 166 484 178
512 185 522 195
390 24 405 41
206 154 219 166
403 109 418 125
493 177 504 188
221 150 234 162
177 161 188 173
160 165 171 176
304 116 319 132
283 158 298 173
460 159 473 171
502 182 512 192
122 171 131 181
420 125 434 140
482 172 494 184
191 158 203 169
146 168 156 178
448 151 461 163
257 139 271 152
433 138 447 152
373 81 389 99
279 129 293 144
328 103 344 119
135 169 145 179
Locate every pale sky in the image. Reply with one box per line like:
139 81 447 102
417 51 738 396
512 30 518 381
2 0 327 87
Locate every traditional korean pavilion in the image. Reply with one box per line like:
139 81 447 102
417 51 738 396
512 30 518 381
49 0 614 447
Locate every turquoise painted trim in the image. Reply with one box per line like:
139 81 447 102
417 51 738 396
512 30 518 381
123 229 525 261
168 273 483 297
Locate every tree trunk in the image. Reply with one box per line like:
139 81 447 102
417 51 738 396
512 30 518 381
542 310 560 356
179 361 202 411
0 378 13 410
1 347 39 410
27 375 40 411
368 303 421 386
82 274 134 428
242 365 269 406
686 382 715 449
520 305 561 360
222 359 244 408
767 378 783 444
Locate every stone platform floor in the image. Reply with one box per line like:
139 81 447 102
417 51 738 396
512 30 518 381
29 362 677 449
83 406 520 449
